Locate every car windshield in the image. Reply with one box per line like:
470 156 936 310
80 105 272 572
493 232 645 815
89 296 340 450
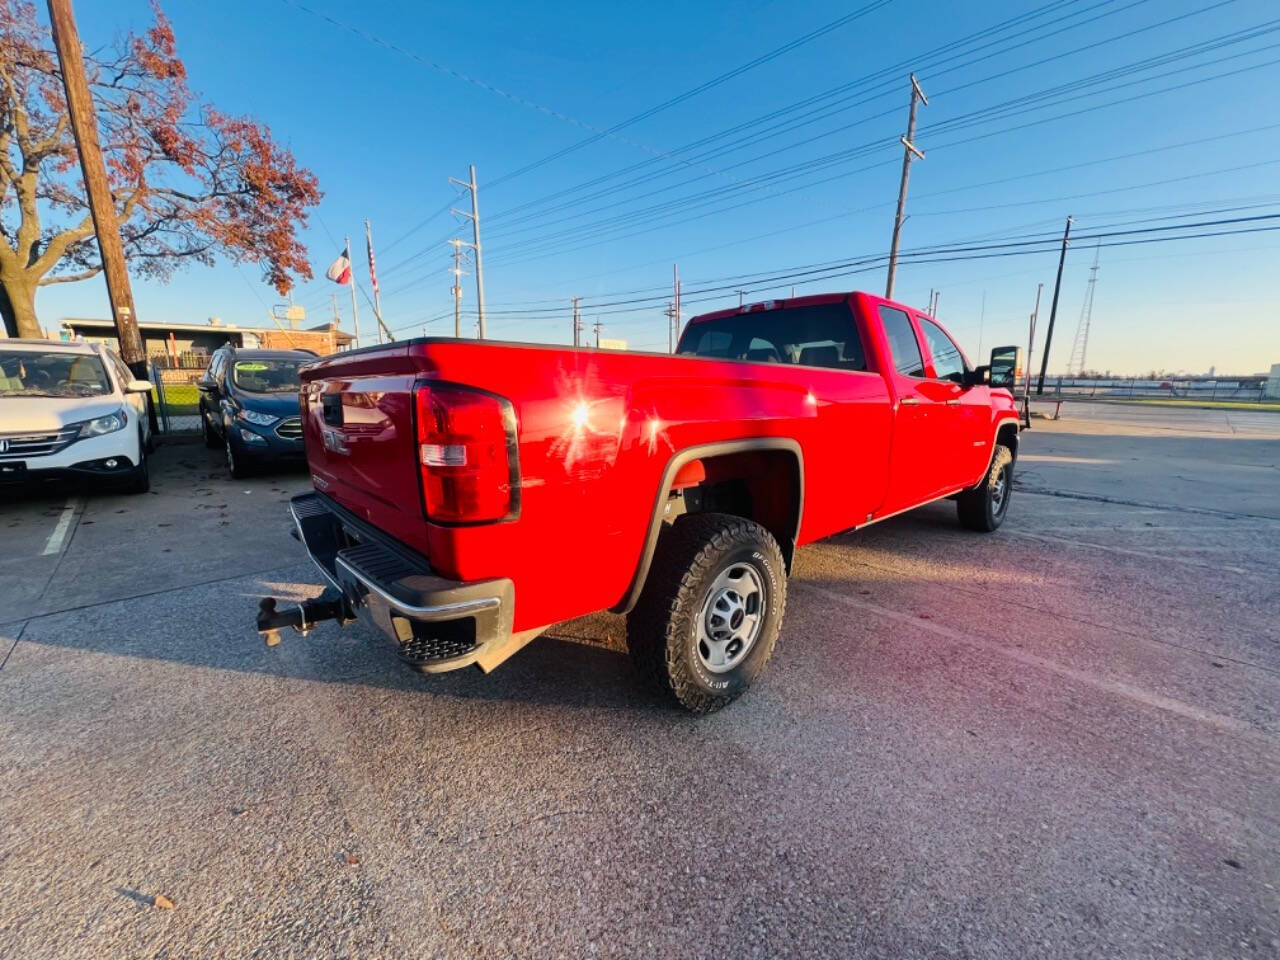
231 358 304 393
0 350 112 398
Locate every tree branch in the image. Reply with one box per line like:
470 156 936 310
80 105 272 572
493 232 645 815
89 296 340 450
29 213 95 278
39 265 102 285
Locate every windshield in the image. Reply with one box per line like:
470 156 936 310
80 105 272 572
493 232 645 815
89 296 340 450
0 350 112 398
231 358 304 393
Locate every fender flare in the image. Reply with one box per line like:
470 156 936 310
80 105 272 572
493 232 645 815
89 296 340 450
612 437 804 615
969 415 1021 489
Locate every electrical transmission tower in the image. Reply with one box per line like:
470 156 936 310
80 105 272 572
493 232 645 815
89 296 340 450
1067 242 1101 376
448 165 487 338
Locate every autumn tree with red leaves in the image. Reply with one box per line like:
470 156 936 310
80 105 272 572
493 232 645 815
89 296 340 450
0 0 320 338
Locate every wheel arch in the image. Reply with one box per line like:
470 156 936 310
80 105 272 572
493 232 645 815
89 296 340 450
613 438 803 615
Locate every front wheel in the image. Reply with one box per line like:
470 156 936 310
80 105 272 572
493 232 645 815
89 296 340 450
122 442 150 496
225 436 250 479
626 513 787 715
957 443 1014 532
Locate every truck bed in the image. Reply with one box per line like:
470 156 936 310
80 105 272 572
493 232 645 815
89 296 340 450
299 337 893 632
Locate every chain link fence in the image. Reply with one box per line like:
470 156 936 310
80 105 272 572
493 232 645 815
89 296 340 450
149 361 202 433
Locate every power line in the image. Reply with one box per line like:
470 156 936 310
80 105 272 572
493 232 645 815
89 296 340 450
486 0 897 188
396 211 1280 330
486 44 1280 265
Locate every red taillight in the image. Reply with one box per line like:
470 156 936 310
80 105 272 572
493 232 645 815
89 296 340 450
414 384 516 523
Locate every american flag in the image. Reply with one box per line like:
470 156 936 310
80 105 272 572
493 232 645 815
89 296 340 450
366 230 379 296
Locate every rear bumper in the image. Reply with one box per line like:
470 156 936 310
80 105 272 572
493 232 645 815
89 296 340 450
289 491 515 672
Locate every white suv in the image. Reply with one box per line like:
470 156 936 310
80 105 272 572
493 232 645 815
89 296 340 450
0 339 154 493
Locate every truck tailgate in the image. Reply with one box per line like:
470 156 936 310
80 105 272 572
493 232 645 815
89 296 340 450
299 345 430 556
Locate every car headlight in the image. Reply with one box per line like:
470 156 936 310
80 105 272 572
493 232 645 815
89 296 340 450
236 409 279 427
77 409 128 438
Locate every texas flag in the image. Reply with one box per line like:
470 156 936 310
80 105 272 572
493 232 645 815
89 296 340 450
325 248 352 285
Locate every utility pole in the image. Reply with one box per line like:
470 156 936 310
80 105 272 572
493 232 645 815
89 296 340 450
364 219 392 343
344 235 361 348
1023 283 1042 427
977 290 987 359
885 73 927 300
449 165 486 338
593 318 602 348
673 264 682 346
330 293 340 327
449 238 466 338
735 288 747 306
666 302 676 353
46 0 144 374
571 296 582 347
1036 216 1073 395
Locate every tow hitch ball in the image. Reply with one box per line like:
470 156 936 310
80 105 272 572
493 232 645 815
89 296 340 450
256 589 353 647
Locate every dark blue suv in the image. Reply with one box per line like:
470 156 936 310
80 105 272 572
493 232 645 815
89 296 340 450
197 347 313 478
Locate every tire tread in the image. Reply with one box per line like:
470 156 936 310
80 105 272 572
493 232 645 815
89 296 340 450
627 513 786 715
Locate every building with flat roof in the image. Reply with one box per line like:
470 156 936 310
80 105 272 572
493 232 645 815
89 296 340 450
60 316 354 368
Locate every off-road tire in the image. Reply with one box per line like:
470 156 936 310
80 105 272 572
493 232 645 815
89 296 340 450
957 443 1013 532
627 513 787 715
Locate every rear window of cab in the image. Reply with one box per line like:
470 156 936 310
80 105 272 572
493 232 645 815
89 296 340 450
678 303 866 371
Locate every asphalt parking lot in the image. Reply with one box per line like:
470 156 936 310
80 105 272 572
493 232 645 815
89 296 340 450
2 402 1277 959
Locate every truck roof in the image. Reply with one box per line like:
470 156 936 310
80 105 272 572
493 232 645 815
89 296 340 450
686 290 924 327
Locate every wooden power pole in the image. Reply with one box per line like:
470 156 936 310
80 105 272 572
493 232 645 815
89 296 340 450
46 0 145 373
885 74 927 300
1036 216 1074 395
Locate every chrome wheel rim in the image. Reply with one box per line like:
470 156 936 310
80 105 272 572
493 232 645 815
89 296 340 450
696 563 765 674
992 466 1008 513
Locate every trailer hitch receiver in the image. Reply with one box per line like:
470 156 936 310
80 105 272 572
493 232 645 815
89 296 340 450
256 589 354 647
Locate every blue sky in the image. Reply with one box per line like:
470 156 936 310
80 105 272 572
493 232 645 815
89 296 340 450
37 0 1280 374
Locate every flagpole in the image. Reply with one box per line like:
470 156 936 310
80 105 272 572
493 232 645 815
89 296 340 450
345 235 361 349
365 219 389 343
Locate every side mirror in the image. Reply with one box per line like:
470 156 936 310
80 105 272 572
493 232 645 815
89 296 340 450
126 379 153 393
962 366 989 388
988 345 1023 391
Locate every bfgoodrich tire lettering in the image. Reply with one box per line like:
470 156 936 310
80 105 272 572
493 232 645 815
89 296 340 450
626 513 787 715
957 443 1014 532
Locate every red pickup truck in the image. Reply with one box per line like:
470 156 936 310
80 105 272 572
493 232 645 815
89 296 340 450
258 291 1022 713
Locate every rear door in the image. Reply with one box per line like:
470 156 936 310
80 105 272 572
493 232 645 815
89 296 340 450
198 353 223 437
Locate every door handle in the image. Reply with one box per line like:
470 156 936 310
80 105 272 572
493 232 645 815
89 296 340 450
945 399 960 406
899 396 919 406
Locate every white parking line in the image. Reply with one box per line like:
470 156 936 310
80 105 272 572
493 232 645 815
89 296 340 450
41 498 80 557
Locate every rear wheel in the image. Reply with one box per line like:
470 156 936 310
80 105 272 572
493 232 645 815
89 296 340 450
957 443 1013 532
201 406 219 448
627 513 786 715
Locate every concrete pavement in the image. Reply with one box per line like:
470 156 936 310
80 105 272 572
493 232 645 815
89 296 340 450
1 412 1277 959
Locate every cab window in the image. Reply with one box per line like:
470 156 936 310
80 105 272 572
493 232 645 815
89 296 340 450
918 318 967 384
679 303 866 372
877 306 925 378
